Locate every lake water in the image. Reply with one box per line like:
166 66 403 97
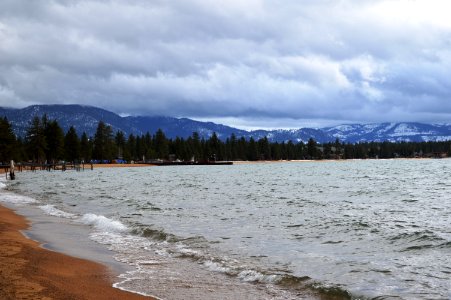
1 159 450 299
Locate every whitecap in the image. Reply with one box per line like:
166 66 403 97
204 260 231 273
80 213 127 232
0 191 37 205
39 204 77 219
238 270 279 283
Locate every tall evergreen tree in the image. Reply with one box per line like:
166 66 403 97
0 117 17 163
115 131 126 159
144 132 154 160
64 126 81 162
247 137 258 161
271 142 281 160
334 138 342 158
136 135 144 161
258 137 271 160
173 137 188 161
15 137 27 162
208 132 221 161
229 133 238 160
80 132 92 162
188 132 202 161
25 116 47 162
44 120 65 162
307 138 318 159
323 143 332 159
126 134 136 161
93 121 114 161
237 137 247 159
154 129 168 159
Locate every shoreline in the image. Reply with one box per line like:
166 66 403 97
1 157 442 175
0 204 153 300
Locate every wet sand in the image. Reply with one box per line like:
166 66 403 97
0 204 153 300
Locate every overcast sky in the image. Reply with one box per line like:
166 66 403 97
1 0 451 129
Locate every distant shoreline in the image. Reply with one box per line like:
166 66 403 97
2 157 444 175
92 163 156 168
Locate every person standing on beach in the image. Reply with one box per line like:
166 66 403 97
10 160 15 180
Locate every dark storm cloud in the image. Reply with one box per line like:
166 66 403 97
1 0 451 128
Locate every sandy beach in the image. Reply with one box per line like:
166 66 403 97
0 204 153 300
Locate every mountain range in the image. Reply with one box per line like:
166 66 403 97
1 104 451 143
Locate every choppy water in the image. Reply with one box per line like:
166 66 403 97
2 159 451 299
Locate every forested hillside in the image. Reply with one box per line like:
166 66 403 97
2 105 451 143
0 116 449 164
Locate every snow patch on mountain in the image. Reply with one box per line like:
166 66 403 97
2 105 451 143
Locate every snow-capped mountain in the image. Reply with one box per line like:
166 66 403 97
1 105 451 143
323 123 451 143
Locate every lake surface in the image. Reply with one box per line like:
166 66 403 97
2 159 451 299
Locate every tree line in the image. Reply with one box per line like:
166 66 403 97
0 116 450 164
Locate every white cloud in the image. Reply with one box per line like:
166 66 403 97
1 0 451 127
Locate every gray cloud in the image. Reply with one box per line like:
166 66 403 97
1 0 451 129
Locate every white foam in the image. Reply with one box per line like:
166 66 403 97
113 270 164 299
176 246 202 258
204 260 231 273
0 178 37 205
39 204 77 219
238 270 279 283
0 191 37 205
80 213 127 233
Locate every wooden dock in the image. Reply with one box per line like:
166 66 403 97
1 162 92 178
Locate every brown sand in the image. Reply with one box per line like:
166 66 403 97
0 205 153 300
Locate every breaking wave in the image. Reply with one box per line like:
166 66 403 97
80 213 127 233
39 204 77 219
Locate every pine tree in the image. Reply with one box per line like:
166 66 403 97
188 132 202 161
173 137 188 161
64 126 81 162
93 121 114 161
208 132 221 161
25 116 47 162
334 138 342 158
136 135 144 161
144 132 153 160
15 137 27 162
307 138 318 159
115 131 126 159
44 120 65 162
237 137 247 160
271 142 281 160
229 133 238 160
154 129 168 159
126 134 136 161
80 132 92 162
258 137 271 160
286 140 296 160
0 117 17 163
247 137 258 161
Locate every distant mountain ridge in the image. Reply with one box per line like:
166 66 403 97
1 104 451 143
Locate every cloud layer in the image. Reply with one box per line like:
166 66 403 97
1 0 451 128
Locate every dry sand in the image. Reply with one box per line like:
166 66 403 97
0 204 153 300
